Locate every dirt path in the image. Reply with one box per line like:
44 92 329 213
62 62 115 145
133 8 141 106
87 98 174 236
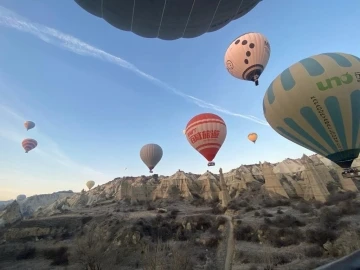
223 216 235 270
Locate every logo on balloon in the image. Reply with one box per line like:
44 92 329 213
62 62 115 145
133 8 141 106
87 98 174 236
355 72 360 82
189 130 220 144
316 72 356 91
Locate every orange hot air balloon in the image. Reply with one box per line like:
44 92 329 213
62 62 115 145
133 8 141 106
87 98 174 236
185 113 227 166
248 133 258 143
22 138 38 153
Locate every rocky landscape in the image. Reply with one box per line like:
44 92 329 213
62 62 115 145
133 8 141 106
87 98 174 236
0 153 360 270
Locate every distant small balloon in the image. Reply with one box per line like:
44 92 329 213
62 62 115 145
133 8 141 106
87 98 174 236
22 138 38 153
24 121 35 131
248 133 258 143
86 180 95 190
16 194 26 202
140 144 163 173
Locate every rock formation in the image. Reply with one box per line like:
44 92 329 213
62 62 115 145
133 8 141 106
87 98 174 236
301 155 330 203
218 168 231 207
260 162 289 198
3 153 357 219
197 171 220 201
0 201 22 226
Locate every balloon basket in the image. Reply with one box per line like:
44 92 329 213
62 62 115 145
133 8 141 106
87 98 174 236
207 162 215 167
341 167 360 178
149 170 153 173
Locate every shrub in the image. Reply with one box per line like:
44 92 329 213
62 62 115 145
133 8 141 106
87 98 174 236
261 210 273 217
16 246 36 260
292 201 312 213
245 206 255 212
265 227 303 247
305 227 337 246
212 205 226 215
228 199 249 210
319 207 341 229
216 216 227 226
167 209 179 219
304 245 323 258
81 216 93 224
338 200 360 215
326 191 357 205
265 214 305 228
44 246 69 266
234 224 258 242
261 197 290 208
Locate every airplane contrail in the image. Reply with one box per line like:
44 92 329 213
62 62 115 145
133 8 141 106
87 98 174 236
0 5 269 125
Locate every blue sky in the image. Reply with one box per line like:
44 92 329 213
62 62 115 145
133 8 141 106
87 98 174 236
0 0 359 200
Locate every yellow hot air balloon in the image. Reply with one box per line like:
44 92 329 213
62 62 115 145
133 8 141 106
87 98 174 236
182 129 186 135
248 133 258 143
86 180 95 190
263 52 360 169
225 32 270 86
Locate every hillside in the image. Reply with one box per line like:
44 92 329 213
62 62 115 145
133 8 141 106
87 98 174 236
0 153 360 269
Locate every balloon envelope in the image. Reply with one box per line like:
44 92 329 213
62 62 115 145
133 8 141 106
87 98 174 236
86 180 95 190
140 144 163 172
74 0 261 40
16 194 26 202
263 52 360 168
22 138 38 153
24 121 35 131
185 113 227 164
248 133 258 143
225 32 270 86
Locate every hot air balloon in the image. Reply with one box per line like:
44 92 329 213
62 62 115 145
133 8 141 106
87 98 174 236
248 133 258 143
86 180 95 190
16 194 26 202
263 52 360 169
140 144 163 173
185 113 227 166
74 0 262 40
22 138 38 153
24 121 35 131
182 129 186 135
225 32 270 86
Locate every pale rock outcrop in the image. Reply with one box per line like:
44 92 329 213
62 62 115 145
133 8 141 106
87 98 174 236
0 200 13 211
274 158 305 174
196 171 221 201
33 197 72 217
251 165 264 181
301 155 329 202
130 177 157 203
152 170 199 200
0 201 22 226
20 191 74 217
238 166 256 182
260 162 289 198
218 168 231 207
310 155 336 184
284 174 304 197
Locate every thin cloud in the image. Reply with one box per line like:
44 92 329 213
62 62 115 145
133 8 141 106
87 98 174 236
0 5 269 126
0 104 109 179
